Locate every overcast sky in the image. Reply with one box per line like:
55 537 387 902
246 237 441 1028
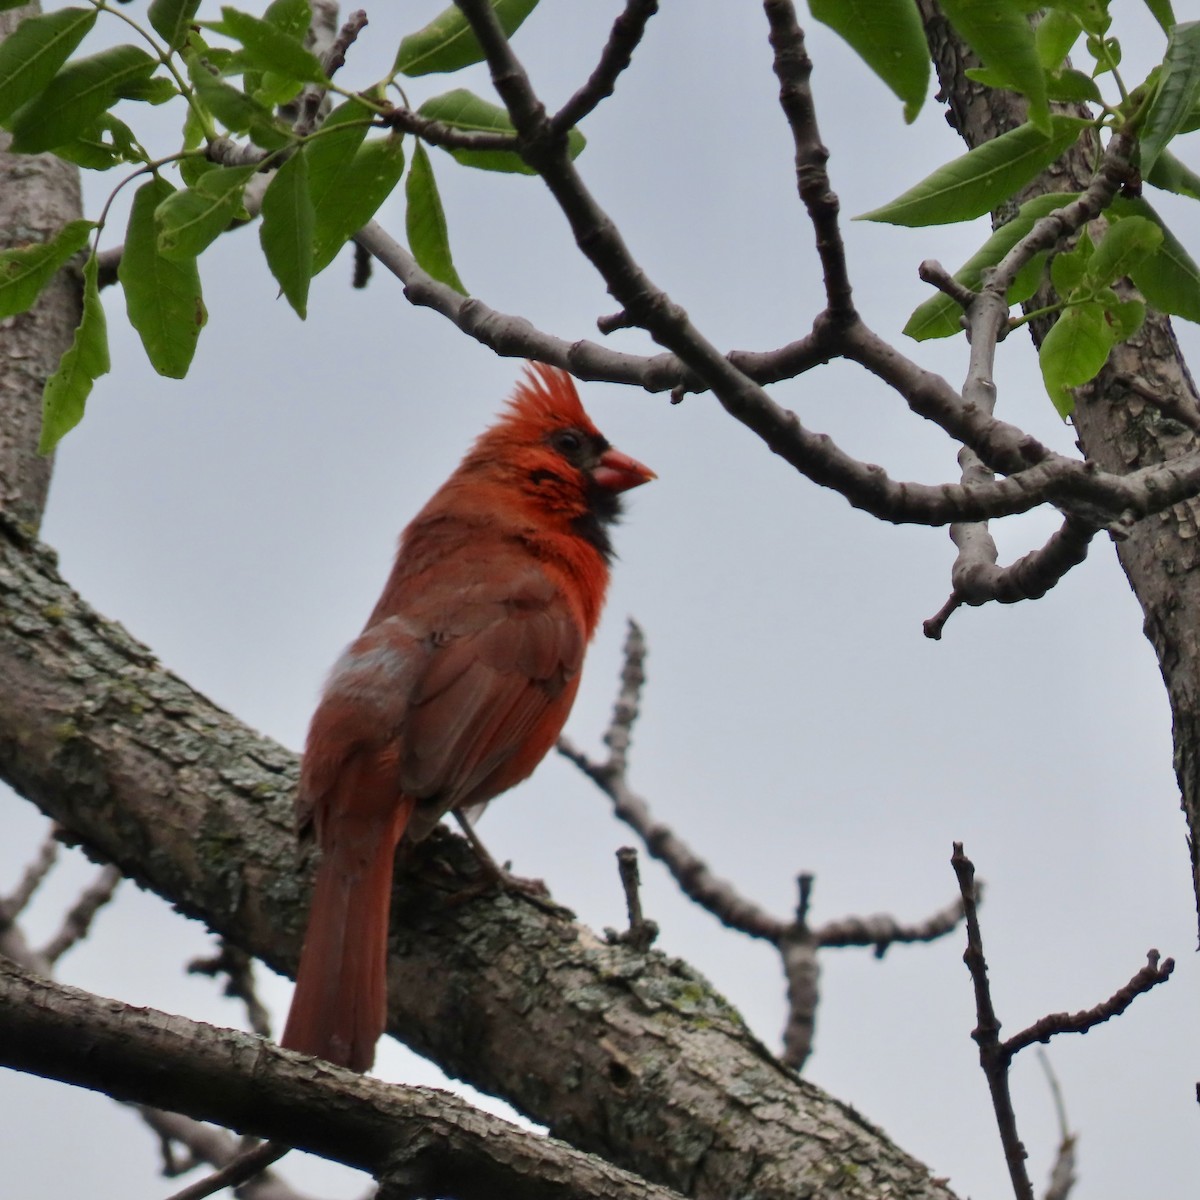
3 3 1199 1198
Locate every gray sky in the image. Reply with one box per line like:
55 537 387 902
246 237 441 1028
3 3 1198 1198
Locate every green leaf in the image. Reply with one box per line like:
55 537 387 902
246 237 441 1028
305 97 371 198
155 163 257 259
260 150 313 317
1111 195 1200 323
261 0 311 42
1056 0 1109 36
1045 67 1102 103
1146 147 1200 201
117 75 178 105
1086 216 1162 287
808 0 929 122
0 7 96 124
395 0 539 77
903 191 1078 340
307 100 378 270
311 133 406 273
215 7 326 83
417 88 585 174
188 53 290 149
1140 21 1200 176
1034 7 1080 70
51 113 141 170
0 219 93 319
148 0 202 51
858 115 1087 226
1141 0 1176 35
938 0 1050 131
406 141 466 293
119 177 206 379
1105 296 1145 342
40 252 109 453
1038 301 1112 417
7 44 157 154
1051 245 1087 296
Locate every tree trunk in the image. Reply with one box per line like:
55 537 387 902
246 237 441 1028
0 4 81 533
920 2 1200 936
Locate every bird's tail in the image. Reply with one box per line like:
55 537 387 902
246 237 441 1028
281 789 415 1073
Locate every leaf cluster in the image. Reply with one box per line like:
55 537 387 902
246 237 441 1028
0 0 577 450
815 0 1200 415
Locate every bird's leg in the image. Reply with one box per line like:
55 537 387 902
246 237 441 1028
451 812 570 916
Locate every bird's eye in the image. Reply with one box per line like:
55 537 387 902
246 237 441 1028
553 430 584 455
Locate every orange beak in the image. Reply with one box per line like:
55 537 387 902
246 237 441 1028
593 447 656 493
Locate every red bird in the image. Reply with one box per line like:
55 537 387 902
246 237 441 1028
281 364 653 1072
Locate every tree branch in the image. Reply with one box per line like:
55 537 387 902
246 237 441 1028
550 0 659 134
0 957 686 1200
0 522 960 1200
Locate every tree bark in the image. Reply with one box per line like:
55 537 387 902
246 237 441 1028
920 2 1200 935
0 957 687 1200
0 4 81 533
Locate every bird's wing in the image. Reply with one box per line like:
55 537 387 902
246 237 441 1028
298 561 585 841
400 563 585 825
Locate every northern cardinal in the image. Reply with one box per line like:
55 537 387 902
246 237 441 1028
280 364 654 1072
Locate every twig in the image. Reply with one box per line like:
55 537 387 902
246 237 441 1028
780 875 819 1070
952 844 1172 1200
0 831 58 924
139 1110 318 1200
924 516 1098 638
918 260 975 312
951 842 1034 1200
39 863 121 965
564 623 969 1070
815 888 973 957
189 938 274 1039
1002 950 1174 1061
163 1141 290 1200
763 0 853 319
558 624 783 940
551 0 659 134
379 106 519 152
1036 1051 1077 1200
605 846 659 951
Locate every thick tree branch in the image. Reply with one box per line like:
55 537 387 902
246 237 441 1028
0 957 686 1200
0 521 959 1200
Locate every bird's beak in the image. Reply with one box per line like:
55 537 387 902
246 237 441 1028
593 447 656 493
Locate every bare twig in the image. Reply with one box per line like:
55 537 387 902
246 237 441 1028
565 623 969 1070
815 888 973 957
163 1141 290 1200
1036 1051 1077 1200
763 0 853 319
952 844 1172 1200
924 516 1098 638
558 624 783 940
780 876 819 1070
140 1110 317 1200
189 938 274 1039
606 846 659 951
1002 950 1174 1060
552 0 660 134
39 863 121 965
951 842 1034 1200
0 830 57 923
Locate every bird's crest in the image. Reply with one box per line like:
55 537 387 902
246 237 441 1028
501 362 597 435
